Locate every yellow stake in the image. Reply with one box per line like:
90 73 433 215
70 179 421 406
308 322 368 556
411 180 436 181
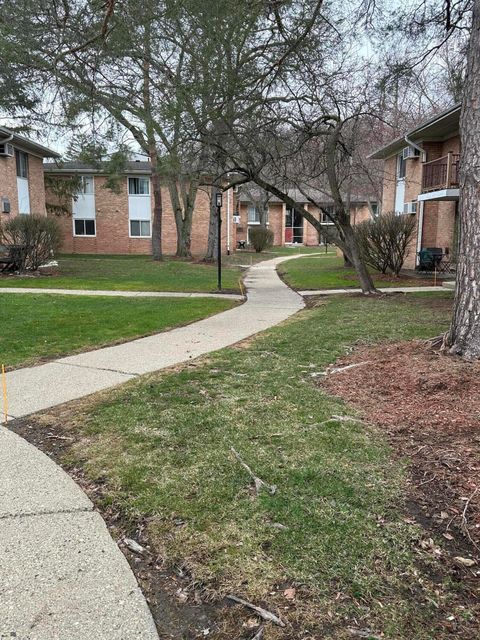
2 364 7 425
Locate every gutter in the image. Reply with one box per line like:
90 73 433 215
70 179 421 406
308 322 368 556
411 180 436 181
0 133 14 145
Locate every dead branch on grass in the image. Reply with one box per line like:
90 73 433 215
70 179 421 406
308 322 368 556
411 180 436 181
230 447 277 496
226 595 285 627
461 488 479 550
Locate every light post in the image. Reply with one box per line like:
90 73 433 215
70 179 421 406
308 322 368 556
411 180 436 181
216 191 223 290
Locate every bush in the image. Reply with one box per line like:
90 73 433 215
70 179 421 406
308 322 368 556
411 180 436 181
355 212 416 276
0 215 62 271
249 227 274 252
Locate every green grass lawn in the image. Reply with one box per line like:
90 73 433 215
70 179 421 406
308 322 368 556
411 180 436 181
36 291 472 638
0 293 235 368
0 254 243 293
278 254 431 290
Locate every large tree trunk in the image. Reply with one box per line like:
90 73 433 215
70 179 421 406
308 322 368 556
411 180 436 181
168 179 197 258
150 148 163 261
204 185 220 262
444 1 480 358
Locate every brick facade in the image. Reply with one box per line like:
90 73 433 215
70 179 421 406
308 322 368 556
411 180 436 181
0 152 47 225
47 173 234 256
378 132 460 271
236 199 369 247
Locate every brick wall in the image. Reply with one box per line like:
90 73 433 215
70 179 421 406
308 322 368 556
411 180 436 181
382 156 397 212
0 152 46 224
47 175 234 256
236 201 284 246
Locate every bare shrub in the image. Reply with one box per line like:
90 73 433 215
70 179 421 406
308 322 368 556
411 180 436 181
355 213 416 276
0 215 62 271
249 227 274 252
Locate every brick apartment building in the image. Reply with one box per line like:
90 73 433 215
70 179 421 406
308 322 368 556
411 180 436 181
0 126 59 222
44 161 235 256
370 104 460 270
236 188 376 247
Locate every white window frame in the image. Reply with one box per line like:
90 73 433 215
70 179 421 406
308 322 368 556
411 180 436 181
129 219 151 238
15 150 28 178
128 176 150 196
247 204 269 225
73 218 96 237
78 175 94 195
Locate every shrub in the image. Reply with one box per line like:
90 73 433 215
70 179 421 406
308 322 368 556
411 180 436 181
249 227 274 252
355 212 416 276
0 215 62 271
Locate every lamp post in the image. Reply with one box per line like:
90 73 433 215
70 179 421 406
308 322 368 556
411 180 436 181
216 191 223 290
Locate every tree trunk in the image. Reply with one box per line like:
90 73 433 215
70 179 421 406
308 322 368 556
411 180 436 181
168 179 197 259
204 185 220 262
343 224 376 293
444 0 480 358
150 149 163 261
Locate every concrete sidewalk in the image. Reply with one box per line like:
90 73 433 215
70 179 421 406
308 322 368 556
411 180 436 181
1 254 304 640
0 286 243 300
299 285 445 296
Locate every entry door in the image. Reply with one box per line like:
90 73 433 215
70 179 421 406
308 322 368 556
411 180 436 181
394 152 406 213
285 208 303 243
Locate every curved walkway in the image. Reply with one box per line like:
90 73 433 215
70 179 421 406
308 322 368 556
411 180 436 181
0 255 304 640
0 286 243 300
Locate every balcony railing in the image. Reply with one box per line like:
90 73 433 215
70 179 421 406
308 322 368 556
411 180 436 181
422 152 460 193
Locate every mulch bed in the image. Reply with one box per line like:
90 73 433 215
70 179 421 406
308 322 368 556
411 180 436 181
322 339 480 558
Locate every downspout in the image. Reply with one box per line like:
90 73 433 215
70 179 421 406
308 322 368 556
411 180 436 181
404 134 425 159
226 187 231 255
416 200 425 267
405 134 425 268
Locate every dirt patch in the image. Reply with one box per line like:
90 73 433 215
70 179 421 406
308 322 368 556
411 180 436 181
322 339 480 557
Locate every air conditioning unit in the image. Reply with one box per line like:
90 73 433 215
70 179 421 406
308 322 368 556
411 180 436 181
403 201 417 215
402 146 421 160
0 143 14 157
233 214 241 224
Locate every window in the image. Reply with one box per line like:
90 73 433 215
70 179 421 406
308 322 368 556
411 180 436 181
371 202 379 217
74 219 96 236
128 177 150 195
77 176 94 194
130 220 151 237
321 206 335 223
15 150 28 178
247 205 268 224
397 153 406 180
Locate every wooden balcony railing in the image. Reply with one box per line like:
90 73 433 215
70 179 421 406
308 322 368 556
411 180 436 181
422 152 460 192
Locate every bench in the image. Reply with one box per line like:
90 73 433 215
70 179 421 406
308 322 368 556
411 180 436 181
0 245 26 272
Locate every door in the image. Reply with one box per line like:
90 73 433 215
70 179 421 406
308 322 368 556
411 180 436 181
394 152 406 213
285 208 303 243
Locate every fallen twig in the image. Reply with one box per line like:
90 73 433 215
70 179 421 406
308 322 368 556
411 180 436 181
460 488 479 550
251 626 264 640
313 415 364 428
326 361 370 375
227 595 285 627
230 448 277 496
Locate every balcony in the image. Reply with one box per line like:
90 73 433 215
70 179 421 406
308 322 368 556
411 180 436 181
419 153 460 201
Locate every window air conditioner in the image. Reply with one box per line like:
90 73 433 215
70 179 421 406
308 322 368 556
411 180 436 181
0 143 14 157
403 201 417 215
402 146 421 160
